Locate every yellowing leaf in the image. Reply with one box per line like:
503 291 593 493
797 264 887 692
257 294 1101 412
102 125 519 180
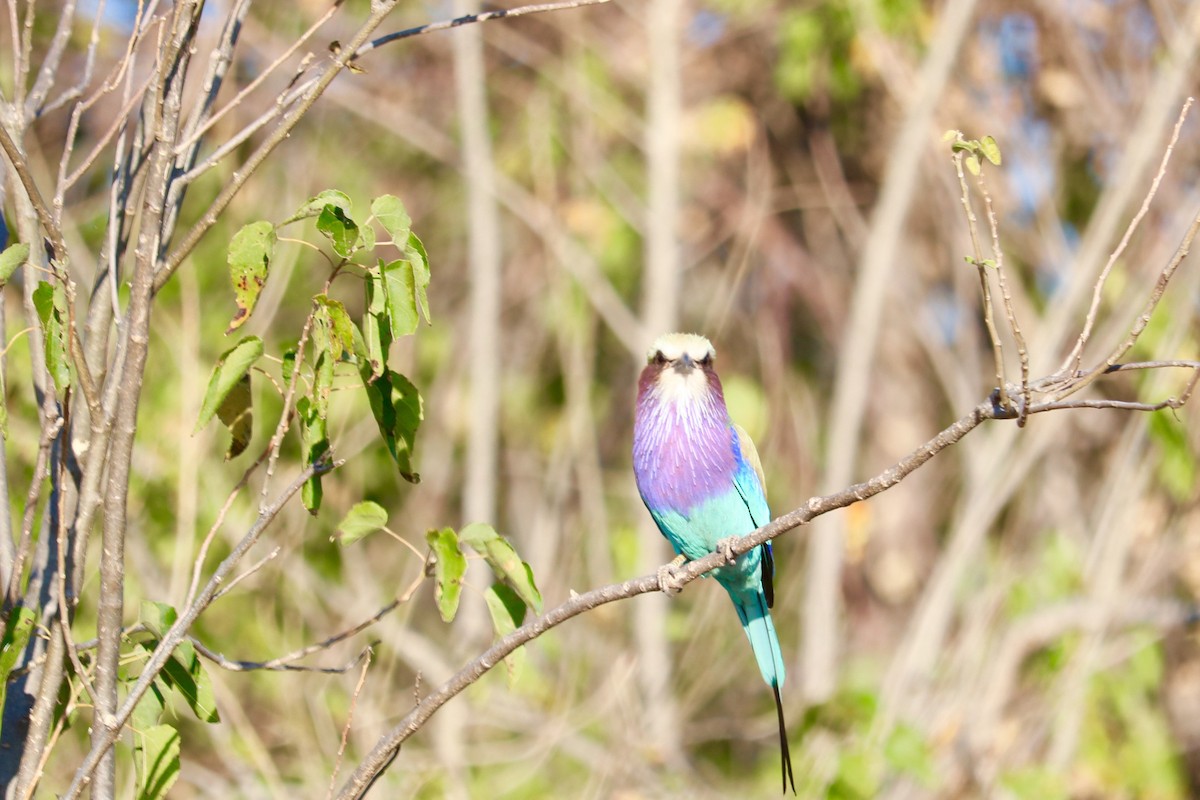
225 222 275 333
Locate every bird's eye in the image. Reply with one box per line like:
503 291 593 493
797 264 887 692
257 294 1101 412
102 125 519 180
652 350 667 365
699 352 713 367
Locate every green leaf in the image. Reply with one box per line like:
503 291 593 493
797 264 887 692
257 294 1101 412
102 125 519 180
980 135 1002 166
484 583 527 684
371 194 411 243
335 501 388 545
160 640 219 724
284 189 354 226
297 396 329 514
360 369 421 483
195 336 263 433
361 269 391 379
131 677 169 733
281 347 298 386
225 221 275 333
458 523 543 614
139 601 178 639
404 232 431 324
965 153 981 176
0 242 29 284
380 258 419 338
0 606 35 738
134 724 180 800
317 205 359 259
426 528 466 622
32 281 71 393
216 373 253 460
356 222 376 253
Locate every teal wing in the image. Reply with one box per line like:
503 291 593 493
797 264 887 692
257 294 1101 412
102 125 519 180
732 423 775 606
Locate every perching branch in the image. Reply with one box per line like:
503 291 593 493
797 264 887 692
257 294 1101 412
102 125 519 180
335 355 1200 797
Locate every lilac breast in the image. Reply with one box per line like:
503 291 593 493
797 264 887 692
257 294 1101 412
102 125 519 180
633 389 738 514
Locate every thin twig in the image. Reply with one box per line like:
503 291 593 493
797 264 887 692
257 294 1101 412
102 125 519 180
328 648 374 800
976 170 1029 424
1060 97 1194 376
953 146 1009 409
212 546 279 600
195 598 401 672
184 446 270 609
1053 200 1200 401
193 639 374 675
356 0 611 55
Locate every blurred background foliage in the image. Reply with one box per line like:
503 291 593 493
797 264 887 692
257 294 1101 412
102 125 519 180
6 0 1200 796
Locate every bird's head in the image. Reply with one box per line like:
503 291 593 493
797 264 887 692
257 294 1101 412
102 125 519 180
638 332 721 405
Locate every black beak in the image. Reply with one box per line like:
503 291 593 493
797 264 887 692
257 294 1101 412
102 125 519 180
673 353 695 373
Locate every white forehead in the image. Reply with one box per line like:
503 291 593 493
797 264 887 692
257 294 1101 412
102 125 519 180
648 332 715 362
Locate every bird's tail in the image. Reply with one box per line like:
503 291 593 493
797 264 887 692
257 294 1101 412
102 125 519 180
732 589 795 794
732 588 786 688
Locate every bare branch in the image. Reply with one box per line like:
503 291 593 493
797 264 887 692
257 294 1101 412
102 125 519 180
1061 97 1194 375
356 0 612 55
328 648 373 800
193 638 374 675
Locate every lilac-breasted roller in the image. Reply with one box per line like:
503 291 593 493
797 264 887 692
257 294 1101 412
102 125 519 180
632 332 794 793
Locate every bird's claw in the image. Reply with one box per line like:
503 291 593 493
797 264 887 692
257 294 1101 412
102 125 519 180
658 554 688 595
715 537 739 565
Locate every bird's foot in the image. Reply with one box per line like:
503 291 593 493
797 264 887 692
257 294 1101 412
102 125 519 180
715 537 740 565
657 554 688 595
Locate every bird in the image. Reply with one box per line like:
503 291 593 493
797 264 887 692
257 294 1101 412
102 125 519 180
632 332 794 794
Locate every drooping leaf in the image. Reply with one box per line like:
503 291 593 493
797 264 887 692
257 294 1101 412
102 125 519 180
965 153 981 176
380 258 418 338
404 232 431 324
360 268 392 379
225 221 275 333
458 523 543 614
0 606 35 737
159 640 219 724
371 194 411 243
359 369 421 483
216 373 253 459
195 336 263 432
317 204 359 259
425 528 466 622
32 281 71 394
0 242 29 284
134 724 180 800
335 501 388 546
483 583 528 684
297 396 329 514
